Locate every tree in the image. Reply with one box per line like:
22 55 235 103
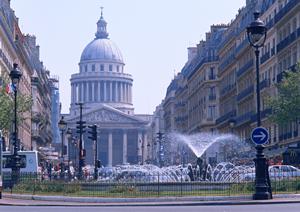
267 63 300 125
0 82 32 136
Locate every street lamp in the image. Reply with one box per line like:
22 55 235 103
58 116 67 179
247 12 271 200
228 118 236 134
10 63 22 184
157 131 164 167
66 128 72 180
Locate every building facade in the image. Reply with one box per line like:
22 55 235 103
0 1 58 153
158 0 300 164
65 11 151 167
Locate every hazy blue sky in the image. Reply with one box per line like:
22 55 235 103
11 0 245 114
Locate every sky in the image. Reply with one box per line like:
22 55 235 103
11 0 246 114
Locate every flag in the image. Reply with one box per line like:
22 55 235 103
5 83 15 94
0 78 3 91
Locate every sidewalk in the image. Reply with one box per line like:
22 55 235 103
1 193 300 206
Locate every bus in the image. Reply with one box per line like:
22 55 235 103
2 151 39 173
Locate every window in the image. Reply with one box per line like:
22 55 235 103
100 64 104 71
84 65 88 72
109 65 113 72
117 66 119 72
209 67 216 80
92 64 95 71
208 105 216 119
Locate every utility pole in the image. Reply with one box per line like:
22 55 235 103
88 124 100 180
76 103 85 180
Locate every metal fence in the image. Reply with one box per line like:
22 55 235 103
2 170 300 198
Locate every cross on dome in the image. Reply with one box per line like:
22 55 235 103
95 6 109 39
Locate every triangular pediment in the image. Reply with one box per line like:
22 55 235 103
67 104 147 125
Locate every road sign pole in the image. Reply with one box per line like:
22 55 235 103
251 127 271 200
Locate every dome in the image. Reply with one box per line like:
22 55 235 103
80 38 124 63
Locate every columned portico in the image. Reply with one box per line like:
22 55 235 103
108 131 113 167
143 133 148 163
123 131 127 164
137 131 143 164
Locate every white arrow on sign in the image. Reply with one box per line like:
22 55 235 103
253 131 266 141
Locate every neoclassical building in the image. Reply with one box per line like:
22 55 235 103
65 11 151 167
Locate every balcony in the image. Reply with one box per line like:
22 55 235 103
235 111 255 126
277 31 297 53
237 85 254 102
276 64 298 83
236 60 254 78
216 110 236 125
261 108 272 119
220 83 235 96
274 0 300 24
235 39 248 55
260 52 270 64
0 49 13 70
271 47 275 56
250 108 272 122
209 95 216 101
266 18 274 30
259 79 270 90
219 53 236 74
208 75 216 80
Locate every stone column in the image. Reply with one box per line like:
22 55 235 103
120 82 124 102
143 133 148 164
108 131 113 167
71 84 74 103
123 83 126 103
129 84 132 104
115 82 118 102
110 81 113 101
122 131 127 164
98 81 101 102
79 83 83 102
137 131 143 164
104 81 107 102
92 82 95 102
85 82 89 102
126 83 129 103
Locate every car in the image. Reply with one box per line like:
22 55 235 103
269 165 300 179
241 165 300 181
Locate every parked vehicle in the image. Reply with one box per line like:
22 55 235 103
242 165 300 181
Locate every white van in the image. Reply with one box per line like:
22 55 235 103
2 151 39 173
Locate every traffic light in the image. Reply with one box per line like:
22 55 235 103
157 132 164 141
88 124 97 141
76 121 86 134
96 159 101 168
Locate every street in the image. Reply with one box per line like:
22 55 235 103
1 204 300 212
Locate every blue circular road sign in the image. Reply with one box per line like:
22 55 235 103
251 127 269 145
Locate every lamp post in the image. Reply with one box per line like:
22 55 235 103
141 143 145 165
146 143 151 164
66 128 72 180
58 116 67 179
10 63 22 184
228 119 236 134
157 131 164 168
247 11 271 200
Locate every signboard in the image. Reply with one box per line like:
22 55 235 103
251 127 269 145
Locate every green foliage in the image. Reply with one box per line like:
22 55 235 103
0 81 32 135
13 180 81 194
109 185 138 193
267 63 300 125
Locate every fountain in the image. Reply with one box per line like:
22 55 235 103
96 132 255 183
